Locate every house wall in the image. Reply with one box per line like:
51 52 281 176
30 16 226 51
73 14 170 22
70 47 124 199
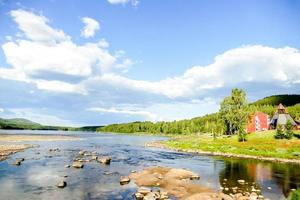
247 112 269 133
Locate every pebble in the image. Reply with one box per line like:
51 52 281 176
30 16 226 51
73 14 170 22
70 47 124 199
57 180 67 188
120 176 130 185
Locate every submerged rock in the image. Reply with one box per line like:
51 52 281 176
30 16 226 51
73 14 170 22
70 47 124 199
13 160 21 166
120 176 130 185
57 180 67 188
98 156 111 164
72 161 84 168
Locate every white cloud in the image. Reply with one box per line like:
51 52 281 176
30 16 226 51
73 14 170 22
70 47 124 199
80 17 100 38
87 107 158 121
107 0 139 7
87 45 300 98
107 0 129 4
35 80 87 94
0 9 133 94
0 108 4 112
10 9 70 44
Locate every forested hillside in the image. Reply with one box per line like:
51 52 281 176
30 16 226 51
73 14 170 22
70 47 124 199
252 94 300 106
98 94 300 135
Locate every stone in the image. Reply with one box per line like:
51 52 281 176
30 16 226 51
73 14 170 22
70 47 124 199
64 164 70 168
250 192 258 200
13 160 21 166
238 179 245 184
57 180 67 188
134 192 144 200
91 155 98 160
98 156 111 164
267 186 272 190
78 150 85 155
137 187 152 195
72 161 84 168
190 175 200 180
16 158 25 162
120 176 130 185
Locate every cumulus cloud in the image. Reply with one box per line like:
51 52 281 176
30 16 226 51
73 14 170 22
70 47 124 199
0 9 132 94
87 45 300 98
81 17 100 38
10 9 70 44
87 106 158 121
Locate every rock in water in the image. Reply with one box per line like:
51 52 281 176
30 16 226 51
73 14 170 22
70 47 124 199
98 156 111 164
190 175 200 180
64 164 70 168
120 176 130 185
57 181 67 188
238 179 245 184
72 161 84 168
13 160 21 166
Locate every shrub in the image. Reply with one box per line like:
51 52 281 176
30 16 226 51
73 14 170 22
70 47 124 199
274 125 285 139
285 120 294 140
238 129 247 142
288 189 300 200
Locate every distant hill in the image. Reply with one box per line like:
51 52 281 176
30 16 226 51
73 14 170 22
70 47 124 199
252 94 300 107
0 117 102 131
0 118 43 130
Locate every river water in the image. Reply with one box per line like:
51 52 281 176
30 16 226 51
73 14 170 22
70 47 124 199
0 130 299 200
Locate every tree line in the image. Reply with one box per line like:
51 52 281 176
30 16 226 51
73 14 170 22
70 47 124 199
98 90 300 135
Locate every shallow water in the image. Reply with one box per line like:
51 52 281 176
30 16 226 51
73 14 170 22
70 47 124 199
0 130 299 200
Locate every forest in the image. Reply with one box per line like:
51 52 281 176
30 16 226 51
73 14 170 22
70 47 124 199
98 93 300 135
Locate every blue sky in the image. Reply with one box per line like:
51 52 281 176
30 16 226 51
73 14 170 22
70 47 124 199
0 0 300 126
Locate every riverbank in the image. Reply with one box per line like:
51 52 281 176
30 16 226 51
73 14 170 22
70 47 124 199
0 134 80 142
0 144 34 161
146 130 300 165
0 134 80 161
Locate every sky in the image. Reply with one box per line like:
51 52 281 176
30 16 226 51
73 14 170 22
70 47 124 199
0 0 300 126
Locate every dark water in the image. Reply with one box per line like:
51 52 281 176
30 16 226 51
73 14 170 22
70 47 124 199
0 130 299 200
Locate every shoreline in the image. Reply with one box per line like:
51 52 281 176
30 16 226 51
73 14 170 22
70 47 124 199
0 134 81 142
0 144 35 161
145 141 300 165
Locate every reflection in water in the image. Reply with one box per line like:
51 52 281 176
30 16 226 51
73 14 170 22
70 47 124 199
0 130 300 200
219 158 300 199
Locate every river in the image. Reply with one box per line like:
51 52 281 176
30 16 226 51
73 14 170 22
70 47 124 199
0 130 299 200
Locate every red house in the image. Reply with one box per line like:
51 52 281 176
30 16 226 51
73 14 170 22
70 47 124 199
247 112 269 133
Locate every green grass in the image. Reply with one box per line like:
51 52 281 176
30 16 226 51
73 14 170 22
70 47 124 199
163 130 300 160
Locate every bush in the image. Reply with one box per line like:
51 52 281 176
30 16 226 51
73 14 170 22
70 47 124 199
274 125 285 139
288 189 300 200
238 129 247 142
285 120 294 140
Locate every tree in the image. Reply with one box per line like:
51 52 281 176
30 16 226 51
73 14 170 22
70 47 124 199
285 120 294 140
219 88 248 140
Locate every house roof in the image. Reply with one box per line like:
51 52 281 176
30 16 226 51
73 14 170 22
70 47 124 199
278 103 285 110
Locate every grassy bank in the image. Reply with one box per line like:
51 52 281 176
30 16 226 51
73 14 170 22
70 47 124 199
162 130 300 160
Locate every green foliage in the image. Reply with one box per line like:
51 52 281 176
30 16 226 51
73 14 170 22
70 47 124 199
274 122 294 140
238 129 247 142
99 93 300 135
252 94 300 107
274 125 285 139
285 120 294 140
288 189 300 200
219 88 248 137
